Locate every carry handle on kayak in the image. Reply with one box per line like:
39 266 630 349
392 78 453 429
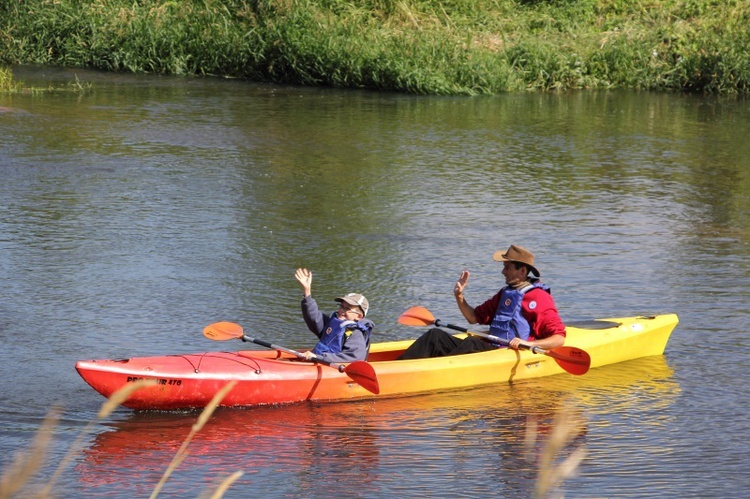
203 322 380 394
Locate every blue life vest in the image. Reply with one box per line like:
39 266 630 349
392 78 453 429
312 314 372 356
488 283 548 344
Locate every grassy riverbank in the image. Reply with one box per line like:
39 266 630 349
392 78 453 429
1 0 748 95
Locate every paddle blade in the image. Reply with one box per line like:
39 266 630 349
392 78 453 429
398 306 435 327
546 346 591 375
344 361 380 395
203 322 244 341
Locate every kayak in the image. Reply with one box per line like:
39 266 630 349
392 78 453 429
75 313 678 410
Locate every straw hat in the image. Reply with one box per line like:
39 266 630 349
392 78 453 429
492 244 540 277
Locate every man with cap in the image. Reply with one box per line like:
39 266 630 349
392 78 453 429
294 268 374 362
398 245 565 359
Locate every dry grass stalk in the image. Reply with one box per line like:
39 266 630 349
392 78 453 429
534 403 587 499
0 408 60 499
523 415 540 463
40 379 159 495
201 471 245 499
99 379 159 418
1 374 241 498
150 380 238 499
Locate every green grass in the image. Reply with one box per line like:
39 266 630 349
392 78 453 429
0 66 20 92
0 65 91 94
1 0 749 94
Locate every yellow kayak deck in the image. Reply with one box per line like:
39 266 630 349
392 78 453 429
364 314 678 395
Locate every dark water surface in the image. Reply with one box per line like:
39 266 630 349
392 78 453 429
1 66 748 497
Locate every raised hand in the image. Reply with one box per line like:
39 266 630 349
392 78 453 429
295 268 313 296
454 270 470 299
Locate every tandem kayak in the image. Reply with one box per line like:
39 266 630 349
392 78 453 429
75 313 678 410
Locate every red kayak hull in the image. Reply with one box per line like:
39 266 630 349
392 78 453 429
76 350 369 410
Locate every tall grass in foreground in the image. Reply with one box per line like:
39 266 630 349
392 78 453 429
1 0 749 94
529 403 587 498
0 381 242 499
1 385 586 498
149 381 239 499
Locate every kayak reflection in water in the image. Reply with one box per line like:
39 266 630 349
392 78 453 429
398 245 566 359
294 267 375 363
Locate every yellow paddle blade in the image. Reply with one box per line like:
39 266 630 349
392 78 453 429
398 306 436 326
203 321 244 341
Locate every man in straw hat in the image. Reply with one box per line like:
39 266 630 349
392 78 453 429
398 245 565 359
295 268 374 362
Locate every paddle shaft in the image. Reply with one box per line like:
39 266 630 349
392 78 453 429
240 334 346 373
433 319 549 355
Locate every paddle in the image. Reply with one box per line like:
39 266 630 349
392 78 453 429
398 306 590 375
202 321 380 394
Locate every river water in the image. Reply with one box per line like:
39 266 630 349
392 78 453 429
1 65 748 498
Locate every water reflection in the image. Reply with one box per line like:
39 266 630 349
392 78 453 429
2 66 747 497
75 356 676 496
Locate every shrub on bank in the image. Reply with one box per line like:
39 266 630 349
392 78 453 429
0 0 748 94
